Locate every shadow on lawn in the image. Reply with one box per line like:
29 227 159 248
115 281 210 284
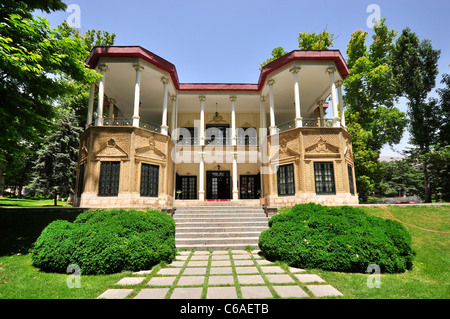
0 207 88 256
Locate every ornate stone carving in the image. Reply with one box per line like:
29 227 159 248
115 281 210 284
95 138 128 160
305 136 339 154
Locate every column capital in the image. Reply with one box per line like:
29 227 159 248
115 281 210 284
317 99 325 106
170 94 177 101
230 95 237 102
267 79 275 86
98 64 109 72
199 95 206 102
335 79 343 87
260 96 266 102
133 63 144 72
326 66 337 74
108 98 116 104
289 66 301 74
161 76 170 84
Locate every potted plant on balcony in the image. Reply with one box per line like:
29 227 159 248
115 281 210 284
176 189 182 199
257 189 265 205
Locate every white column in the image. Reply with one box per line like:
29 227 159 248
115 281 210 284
86 82 95 128
336 80 346 128
95 64 108 126
133 64 144 127
199 153 205 201
268 79 277 135
170 95 177 136
161 76 169 135
327 67 340 127
290 66 302 128
230 96 237 146
232 153 238 200
259 96 267 142
199 95 206 145
108 98 115 120
318 99 325 127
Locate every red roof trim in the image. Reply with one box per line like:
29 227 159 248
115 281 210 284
86 46 349 92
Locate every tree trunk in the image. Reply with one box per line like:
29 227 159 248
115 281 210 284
54 190 58 206
423 160 432 203
0 161 5 197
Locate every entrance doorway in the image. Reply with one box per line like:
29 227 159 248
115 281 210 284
240 174 261 199
206 171 231 199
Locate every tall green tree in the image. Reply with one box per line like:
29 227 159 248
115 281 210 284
377 160 424 198
260 47 287 70
298 30 335 50
30 111 83 205
344 20 408 200
0 0 99 162
391 27 441 202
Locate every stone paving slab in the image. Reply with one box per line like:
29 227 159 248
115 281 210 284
241 286 273 299
177 276 205 286
259 266 286 273
207 286 237 299
147 276 177 286
183 267 207 275
209 267 233 274
238 274 265 285
235 266 259 274
208 275 235 285
98 250 344 299
273 285 309 298
234 259 255 266
265 274 296 284
97 288 134 299
187 260 209 267
171 287 203 299
294 274 326 283
158 267 182 275
115 277 146 286
307 284 343 297
134 288 169 299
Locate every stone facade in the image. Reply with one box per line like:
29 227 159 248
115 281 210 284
73 46 358 208
73 126 174 209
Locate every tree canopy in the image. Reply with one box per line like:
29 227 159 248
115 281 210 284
0 1 100 163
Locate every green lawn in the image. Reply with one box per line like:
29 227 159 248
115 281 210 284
0 197 72 208
315 205 450 299
0 204 448 299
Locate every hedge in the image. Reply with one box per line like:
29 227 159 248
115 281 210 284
258 203 415 273
32 209 176 275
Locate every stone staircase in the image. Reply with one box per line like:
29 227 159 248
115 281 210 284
174 205 269 250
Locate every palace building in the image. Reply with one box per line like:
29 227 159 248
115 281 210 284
73 46 358 211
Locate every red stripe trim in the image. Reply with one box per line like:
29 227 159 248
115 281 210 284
86 46 349 92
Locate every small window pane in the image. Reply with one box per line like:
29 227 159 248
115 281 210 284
98 161 120 196
277 164 295 196
314 162 336 195
140 164 159 197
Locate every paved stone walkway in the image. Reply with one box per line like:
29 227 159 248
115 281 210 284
97 250 343 299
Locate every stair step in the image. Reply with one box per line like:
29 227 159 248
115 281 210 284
176 237 259 245
175 221 268 228
174 217 267 223
176 243 259 251
176 226 268 233
176 231 264 238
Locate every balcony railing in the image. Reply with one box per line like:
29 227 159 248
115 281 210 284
102 117 161 133
277 118 339 133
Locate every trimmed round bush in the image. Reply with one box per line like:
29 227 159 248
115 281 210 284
258 203 415 273
32 209 176 275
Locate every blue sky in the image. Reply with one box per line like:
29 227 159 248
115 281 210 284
37 0 450 156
